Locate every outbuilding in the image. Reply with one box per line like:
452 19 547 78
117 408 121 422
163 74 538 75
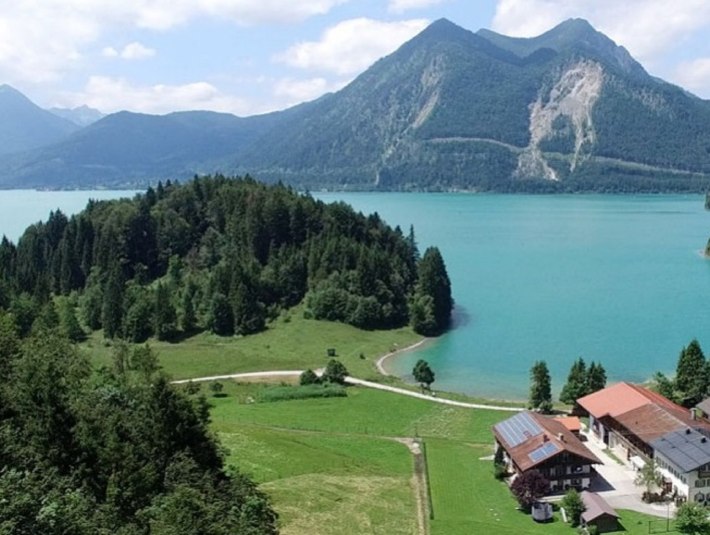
580 491 619 533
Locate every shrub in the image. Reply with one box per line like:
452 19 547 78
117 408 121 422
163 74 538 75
299 369 320 385
561 489 585 527
256 384 347 403
322 359 348 384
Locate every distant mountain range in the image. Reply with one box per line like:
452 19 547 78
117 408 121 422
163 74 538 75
3 19 710 192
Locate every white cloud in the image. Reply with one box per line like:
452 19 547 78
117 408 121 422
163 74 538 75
273 76 347 104
674 58 710 98
102 42 155 60
120 42 156 60
491 0 710 64
0 1 348 84
388 0 447 14
276 18 429 75
67 76 251 115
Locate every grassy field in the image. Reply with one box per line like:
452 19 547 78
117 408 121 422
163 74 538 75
82 307 421 381
205 382 662 535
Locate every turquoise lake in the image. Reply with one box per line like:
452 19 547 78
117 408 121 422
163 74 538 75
2 190 710 400
318 193 710 400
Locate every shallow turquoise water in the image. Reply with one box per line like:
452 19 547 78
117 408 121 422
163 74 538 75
316 193 710 400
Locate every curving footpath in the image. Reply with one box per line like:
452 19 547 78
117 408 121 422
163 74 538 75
172 371 524 412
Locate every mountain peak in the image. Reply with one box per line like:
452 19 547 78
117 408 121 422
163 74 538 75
478 18 646 78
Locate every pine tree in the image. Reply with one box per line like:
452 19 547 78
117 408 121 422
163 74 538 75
559 357 587 405
587 361 607 394
411 247 452 336
154 282 177 341
529 360 552 413
101 266 124 339
675 339 708 407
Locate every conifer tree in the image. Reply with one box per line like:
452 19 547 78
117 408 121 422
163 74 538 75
529 360 552 413
154 282 177 341
675 339 708 407
101 266 124 339
560 357 587 404
587 361 607 394
411 247 452 336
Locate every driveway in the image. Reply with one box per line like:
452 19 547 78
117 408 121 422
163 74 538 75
582 432 675 519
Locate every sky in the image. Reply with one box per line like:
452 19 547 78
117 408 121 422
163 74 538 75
3 0 710 117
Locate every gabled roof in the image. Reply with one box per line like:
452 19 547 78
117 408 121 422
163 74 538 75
556 416 581 433
493 411 600 472
696 398 710 416
577 382 710 449
651 428 710 473
577 382 652 419
615 404 689 444
581 491 619 522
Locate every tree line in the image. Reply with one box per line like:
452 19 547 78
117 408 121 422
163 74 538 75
529 358 607 413
0 175 453 343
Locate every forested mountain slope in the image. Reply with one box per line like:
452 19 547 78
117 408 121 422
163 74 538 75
3 19 710 191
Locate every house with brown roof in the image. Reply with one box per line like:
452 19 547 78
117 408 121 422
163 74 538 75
493 411 601 493
578 382 710 499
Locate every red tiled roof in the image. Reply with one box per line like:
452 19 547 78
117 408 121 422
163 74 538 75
577 382 710 447
577 382 651 419
493 412 600 472
555 416 581 432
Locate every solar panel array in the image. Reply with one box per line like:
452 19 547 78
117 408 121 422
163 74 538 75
495 412 543 447
528 441 560 463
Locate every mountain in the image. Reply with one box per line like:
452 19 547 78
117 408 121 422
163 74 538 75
0 107 299 188
4 19 710 191
0 85 79 155
49 105 105 127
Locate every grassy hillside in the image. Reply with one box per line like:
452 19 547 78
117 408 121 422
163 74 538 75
83 308 422 381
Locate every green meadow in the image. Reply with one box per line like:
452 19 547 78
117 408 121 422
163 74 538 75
203 382 659 535
82 307 421 381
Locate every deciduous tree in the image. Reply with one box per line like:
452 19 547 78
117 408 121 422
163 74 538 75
413 359 435 390
510 470 549 512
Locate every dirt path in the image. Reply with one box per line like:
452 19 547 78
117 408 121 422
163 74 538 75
173 370 524 411
396 438 430 535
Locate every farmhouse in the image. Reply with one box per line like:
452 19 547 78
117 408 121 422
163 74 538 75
493 411 600 492
578 382 710 500
651 428 710 504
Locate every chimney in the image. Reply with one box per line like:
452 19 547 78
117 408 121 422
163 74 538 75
543 434 549 442
558 433 565 443
691 408 698 420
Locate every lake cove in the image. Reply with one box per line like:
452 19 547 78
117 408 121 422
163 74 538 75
316 193 710 400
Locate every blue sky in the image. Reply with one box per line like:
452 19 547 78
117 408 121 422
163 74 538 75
3 0 710 116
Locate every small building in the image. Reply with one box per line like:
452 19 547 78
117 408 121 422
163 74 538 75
651 428 710 504
580 491 620 533
556 416 582 437
493 411 601 493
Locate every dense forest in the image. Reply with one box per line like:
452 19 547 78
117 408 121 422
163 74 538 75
0 318 279 533
0 175 452 343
